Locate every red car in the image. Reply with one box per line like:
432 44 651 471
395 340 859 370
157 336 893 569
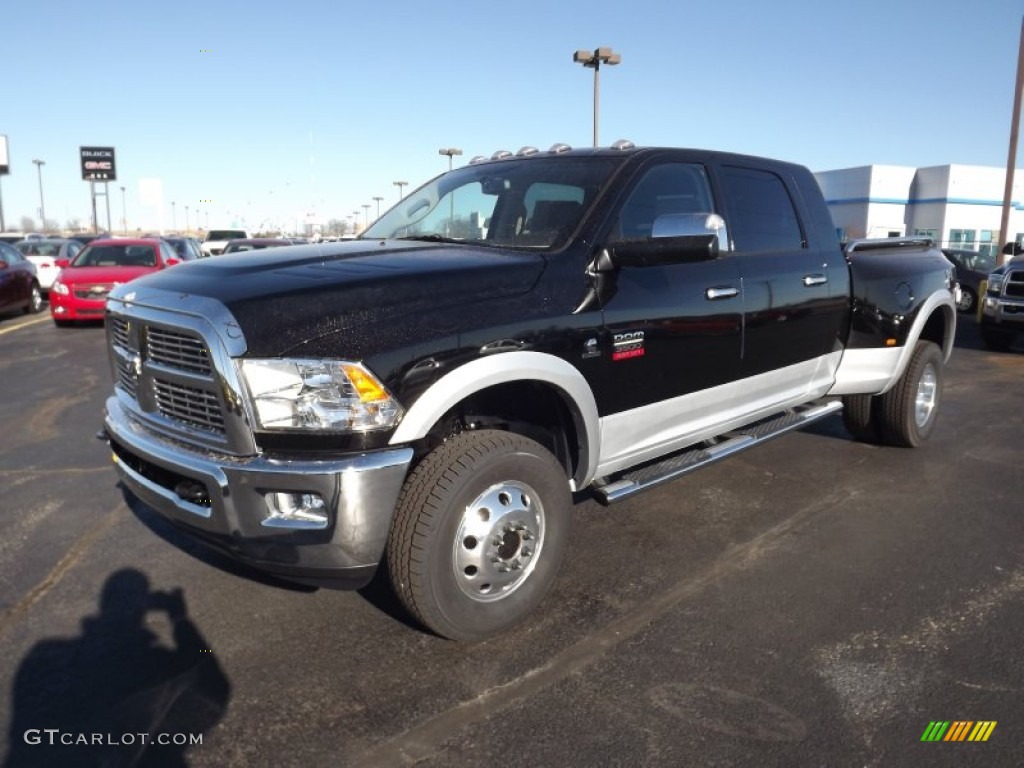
49 238 183 326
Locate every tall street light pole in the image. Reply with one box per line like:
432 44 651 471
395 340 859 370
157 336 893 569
32 158 46 232
393 180 408 200
362 204 371 228
439 147 462 171
372 195 384 218
120 185 127 235
185 205 190 236
172 201 177 232
572 47 621 147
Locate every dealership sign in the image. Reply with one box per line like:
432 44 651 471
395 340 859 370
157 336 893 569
80 146 116 181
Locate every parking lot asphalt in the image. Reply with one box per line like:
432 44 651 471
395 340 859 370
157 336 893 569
0 310 1021 767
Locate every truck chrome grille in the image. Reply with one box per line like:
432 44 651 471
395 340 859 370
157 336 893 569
147 327 213 375
107 311 233 443
1004 269 1024 300
153 380 225 433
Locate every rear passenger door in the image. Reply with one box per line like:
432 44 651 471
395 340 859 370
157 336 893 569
715 164 841 395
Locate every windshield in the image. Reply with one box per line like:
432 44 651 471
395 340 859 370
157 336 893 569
362 156 621 249
207 230 247 241
72 243 156 268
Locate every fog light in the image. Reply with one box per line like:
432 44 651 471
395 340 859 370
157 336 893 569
262 491 328 529
53 305 66 315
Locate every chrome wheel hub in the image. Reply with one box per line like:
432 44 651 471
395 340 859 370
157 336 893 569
453 480 545 602
915 364 938 428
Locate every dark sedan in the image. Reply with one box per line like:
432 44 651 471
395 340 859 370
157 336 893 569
0 241 43 316
942 248 995 313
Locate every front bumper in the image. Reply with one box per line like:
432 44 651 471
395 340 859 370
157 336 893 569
104 395 413 588
981 295 1024 327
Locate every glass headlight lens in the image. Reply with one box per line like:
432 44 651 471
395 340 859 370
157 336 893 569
51 280 69 296
987 274 1003 294
240 359 403 432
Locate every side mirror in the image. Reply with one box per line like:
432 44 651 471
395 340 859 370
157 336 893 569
604 212 728 269
610 234 719 268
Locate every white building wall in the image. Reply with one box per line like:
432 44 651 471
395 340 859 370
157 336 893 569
816 163 1024 255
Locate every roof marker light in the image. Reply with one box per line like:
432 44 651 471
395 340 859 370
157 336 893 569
548 143 572 154
490 150 513 160
610 139 635 150
516 146 539 156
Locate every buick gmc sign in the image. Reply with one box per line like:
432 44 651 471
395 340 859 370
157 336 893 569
80 146 117 181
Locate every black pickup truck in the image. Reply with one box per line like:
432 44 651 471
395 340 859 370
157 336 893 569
102 144 957 640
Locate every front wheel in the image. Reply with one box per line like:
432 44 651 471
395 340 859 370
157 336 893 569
24 283 43 314
878 340 943 447
386 430 571 642
956 286 976 313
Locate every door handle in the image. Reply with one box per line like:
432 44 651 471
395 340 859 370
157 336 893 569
802 274 828 287
705 286 739 300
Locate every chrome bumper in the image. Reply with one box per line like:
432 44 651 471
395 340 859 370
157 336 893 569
104 396 413 587
982 295 1024 324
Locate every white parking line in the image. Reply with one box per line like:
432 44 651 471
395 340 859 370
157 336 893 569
0 315 52 336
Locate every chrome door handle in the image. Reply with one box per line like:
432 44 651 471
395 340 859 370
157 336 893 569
705 286 739 300
802 274 828 287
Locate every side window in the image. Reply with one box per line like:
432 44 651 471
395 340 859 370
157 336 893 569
69 242 81 259
0 242 17 263
612 163 714 241
720 166 804 251
160 242 178 263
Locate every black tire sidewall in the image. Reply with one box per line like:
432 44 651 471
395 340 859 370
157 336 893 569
882 341 943 447
397 432 571 641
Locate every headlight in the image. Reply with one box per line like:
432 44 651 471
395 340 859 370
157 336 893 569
987 274 1004 294
240 359 403 432
51 280 69 296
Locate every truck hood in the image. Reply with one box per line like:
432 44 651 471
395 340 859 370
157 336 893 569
129 240 547 357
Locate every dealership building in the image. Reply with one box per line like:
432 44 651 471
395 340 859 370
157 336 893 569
814 164 1024 259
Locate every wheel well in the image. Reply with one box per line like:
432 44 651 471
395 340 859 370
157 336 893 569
919 305 952 357
420 381 581 480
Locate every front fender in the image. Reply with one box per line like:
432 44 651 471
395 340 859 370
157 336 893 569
388 351 601 490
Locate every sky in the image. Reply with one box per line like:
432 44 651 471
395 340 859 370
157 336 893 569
1 0 1022 235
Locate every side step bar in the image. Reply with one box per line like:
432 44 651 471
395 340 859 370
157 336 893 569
592 400 843 505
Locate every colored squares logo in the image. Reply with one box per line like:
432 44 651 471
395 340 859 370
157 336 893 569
921 721 997 742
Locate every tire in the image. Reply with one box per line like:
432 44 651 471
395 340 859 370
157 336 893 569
24 282 43 314
386 429 571 642
956 287 976 314
841 394 881 443
980 324 1014 352
877 341 943 447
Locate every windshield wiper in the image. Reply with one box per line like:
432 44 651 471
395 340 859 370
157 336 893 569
394 235 468 244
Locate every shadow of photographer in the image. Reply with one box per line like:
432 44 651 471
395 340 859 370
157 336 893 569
4 569 230 767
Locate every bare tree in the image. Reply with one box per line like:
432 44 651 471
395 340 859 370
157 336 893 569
19 216 37 232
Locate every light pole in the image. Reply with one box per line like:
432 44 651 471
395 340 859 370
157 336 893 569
353 210 361 233
362 203 371 228
185 205 190 236
120 185 127 235
438 147 462 171
372 195 384 218
32 159 46 232
172 201 177 232
393 180 408 200
572 47 621 147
